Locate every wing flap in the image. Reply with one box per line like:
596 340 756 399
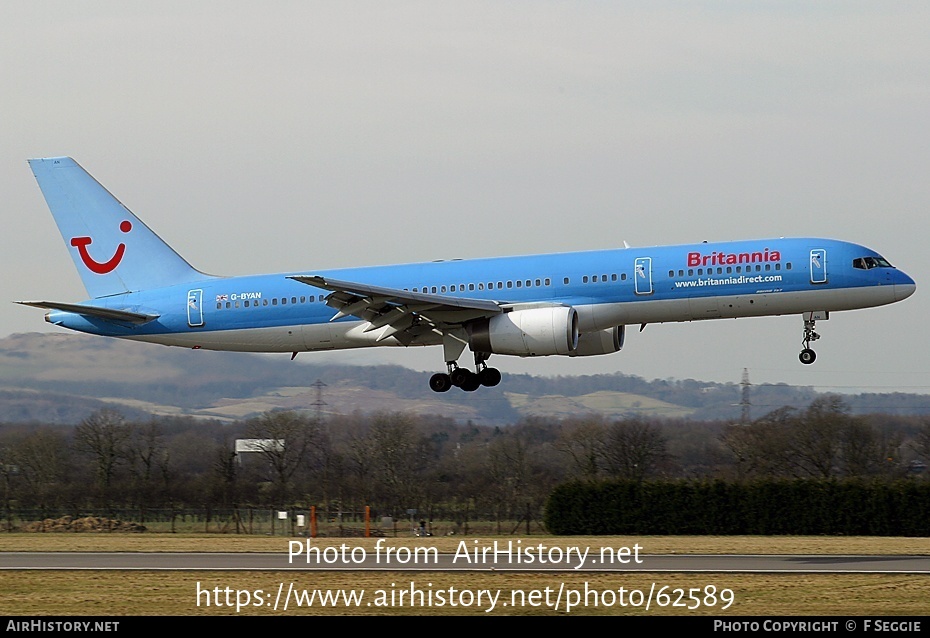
288 274 504 342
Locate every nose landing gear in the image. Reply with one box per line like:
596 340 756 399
799 316 821 365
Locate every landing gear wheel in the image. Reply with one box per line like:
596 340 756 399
799 316 822 366
478 367 501 387
461 372 481 392
449 368 471 387
429 373 452 392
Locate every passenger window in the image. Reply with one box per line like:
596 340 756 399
545 278 551 285
225 302 231 309
563 277 570 285
507 281 513 288
516 280 522 288
583 276 589 283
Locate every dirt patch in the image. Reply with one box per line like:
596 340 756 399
20 516 147 533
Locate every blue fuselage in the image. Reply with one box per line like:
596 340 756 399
46 236 915 355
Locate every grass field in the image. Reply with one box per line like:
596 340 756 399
1 533 928 616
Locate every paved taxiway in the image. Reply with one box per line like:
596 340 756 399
2 552 929 573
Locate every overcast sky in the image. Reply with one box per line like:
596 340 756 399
3 2 928 395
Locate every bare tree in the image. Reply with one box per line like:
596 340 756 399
366 412 429 516
600 417 669 481
125 421 171 514
8 428 72 511
244 411 320 508
791 395 848 478
720 407 799 479
556 416 606 481
840 419 902 477
73 409 132 504
485 433 531 532
909 418 930 474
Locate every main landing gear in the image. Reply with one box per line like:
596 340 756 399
429 352 501 392
799 316 821 365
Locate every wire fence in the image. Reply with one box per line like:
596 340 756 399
2 507 542 537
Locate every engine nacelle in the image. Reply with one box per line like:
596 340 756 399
570 325 625 357
469 306 579 356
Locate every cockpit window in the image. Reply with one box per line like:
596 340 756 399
853 256 893 270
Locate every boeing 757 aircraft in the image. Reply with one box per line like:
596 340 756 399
18 157 916 392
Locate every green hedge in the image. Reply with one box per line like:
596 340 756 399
544 479 930 536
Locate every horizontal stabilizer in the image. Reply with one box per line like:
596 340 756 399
15 301 159 325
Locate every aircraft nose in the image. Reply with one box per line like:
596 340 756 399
895 271 916 302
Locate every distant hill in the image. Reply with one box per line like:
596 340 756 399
0 332 927 425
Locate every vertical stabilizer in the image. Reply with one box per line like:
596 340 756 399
28 157 210 298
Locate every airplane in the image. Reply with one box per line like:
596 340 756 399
18 156 916 393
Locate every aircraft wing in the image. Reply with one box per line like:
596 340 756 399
16 301 160 325
288 275 504 344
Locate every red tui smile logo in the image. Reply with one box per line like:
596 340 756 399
71 220 132 274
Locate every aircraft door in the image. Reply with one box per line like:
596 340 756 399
187 289 204 327
810 249 827 284
634 257 653 295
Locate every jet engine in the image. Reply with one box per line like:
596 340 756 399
570 325 625 356
468 306 579 356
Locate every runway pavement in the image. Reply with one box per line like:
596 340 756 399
2 552 929 573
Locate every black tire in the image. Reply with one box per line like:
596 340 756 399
478 367 502 387
449 368 470 387
429 373 452 392
461 372 481 392
799 348 816 365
